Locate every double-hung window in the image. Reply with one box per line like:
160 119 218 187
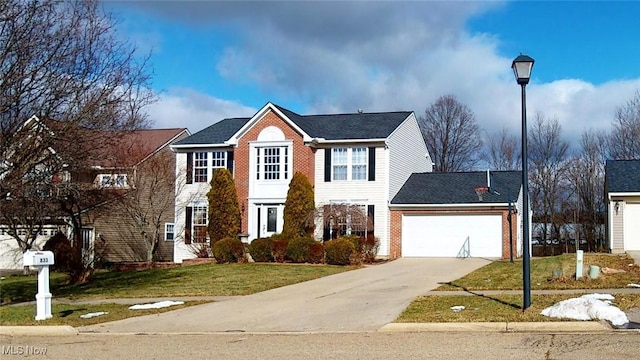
165 223 175 241
194 152 208 183
190 151 227 183
192 205 208 243
332 147 367 181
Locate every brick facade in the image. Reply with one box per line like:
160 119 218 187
234 109 316 234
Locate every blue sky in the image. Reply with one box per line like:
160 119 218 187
106 1 640 145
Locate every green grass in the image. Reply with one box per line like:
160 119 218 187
436 253 640 291
0 263 354 304
397 293 640 323
0 301 211 327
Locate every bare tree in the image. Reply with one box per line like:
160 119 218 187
0 0 154 283
528 113 571 247
418 95 483 172
567 130 606 251
116 144 181 262
485 127 521 171
607 90 640 160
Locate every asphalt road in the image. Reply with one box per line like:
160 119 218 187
2 332 639 360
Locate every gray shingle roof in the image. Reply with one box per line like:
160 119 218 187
174 118 248 145
606 159 640 193
391 171 522 205
175 104 413 146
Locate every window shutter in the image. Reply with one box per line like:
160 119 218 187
323 205 331 241
367 205 375 238
324 149 331 182
368 147 376 181
186 152 193 184
184 206 192 245
226 151 234 173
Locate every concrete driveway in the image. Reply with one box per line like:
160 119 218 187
79 257 490 333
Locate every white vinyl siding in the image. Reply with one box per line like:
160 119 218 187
387 113 432 199
315 146 389 256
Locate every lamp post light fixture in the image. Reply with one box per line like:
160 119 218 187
512 53 534 310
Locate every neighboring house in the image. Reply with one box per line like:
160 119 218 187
0 115 189 269
171 102 432 263
605 159 640 253
86 128 190 264
389 171 524 258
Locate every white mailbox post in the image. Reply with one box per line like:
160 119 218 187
23 250 55 320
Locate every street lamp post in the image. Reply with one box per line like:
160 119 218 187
512 54 534 310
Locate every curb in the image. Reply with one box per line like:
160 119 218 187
0 326 78 336
378 321 612 333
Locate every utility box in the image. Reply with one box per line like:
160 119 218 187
23 250 55 321
23 251 55 266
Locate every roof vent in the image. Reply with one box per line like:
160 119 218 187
357 109 363 113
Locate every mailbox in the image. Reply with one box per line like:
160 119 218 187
23 251 55 266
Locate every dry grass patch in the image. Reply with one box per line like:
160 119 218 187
397 293 640 323
436 253 639 291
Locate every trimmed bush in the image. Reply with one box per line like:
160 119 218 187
212 237 245 263
282 172 315 238
269 234 289 263
207 169 241 244
324 238 356 265
360 234 380 263
308 242 324 264
286 235 318 263
248 237 273 262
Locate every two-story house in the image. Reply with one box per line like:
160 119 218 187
0 115 189 269
171 102 432 262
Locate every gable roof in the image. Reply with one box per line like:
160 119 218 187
606 159 640 193
391 171 522 205
173 103 413 146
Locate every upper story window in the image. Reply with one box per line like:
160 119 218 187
256 146 289 181
97 174 128 188
194 152 208 183
188 151 228 183
332 147 367 181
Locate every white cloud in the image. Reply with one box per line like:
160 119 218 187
146 88 257 133
117 1 640 149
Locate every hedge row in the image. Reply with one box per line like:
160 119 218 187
245 234 380 265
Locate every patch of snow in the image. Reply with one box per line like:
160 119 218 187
450 306 465 312
128 300 184 310
628 283 640 288
540 294 628 327
80 311 108 319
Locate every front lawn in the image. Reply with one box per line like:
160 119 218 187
0 301 211 327
436 253 639 291
0 263 354 304
397 293 640 323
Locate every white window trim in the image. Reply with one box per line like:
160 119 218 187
332 147 368 181
193 151 227 183
96 173 129 188
165 223 175 241
253 141 292 182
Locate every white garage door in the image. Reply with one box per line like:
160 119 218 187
402 214 502 257
624 203 640 251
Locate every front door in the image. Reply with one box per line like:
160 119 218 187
257 205 280 238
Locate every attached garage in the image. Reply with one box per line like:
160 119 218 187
622 203 640 251
389 171 523 259
402 213 503 257
605 160 640 253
